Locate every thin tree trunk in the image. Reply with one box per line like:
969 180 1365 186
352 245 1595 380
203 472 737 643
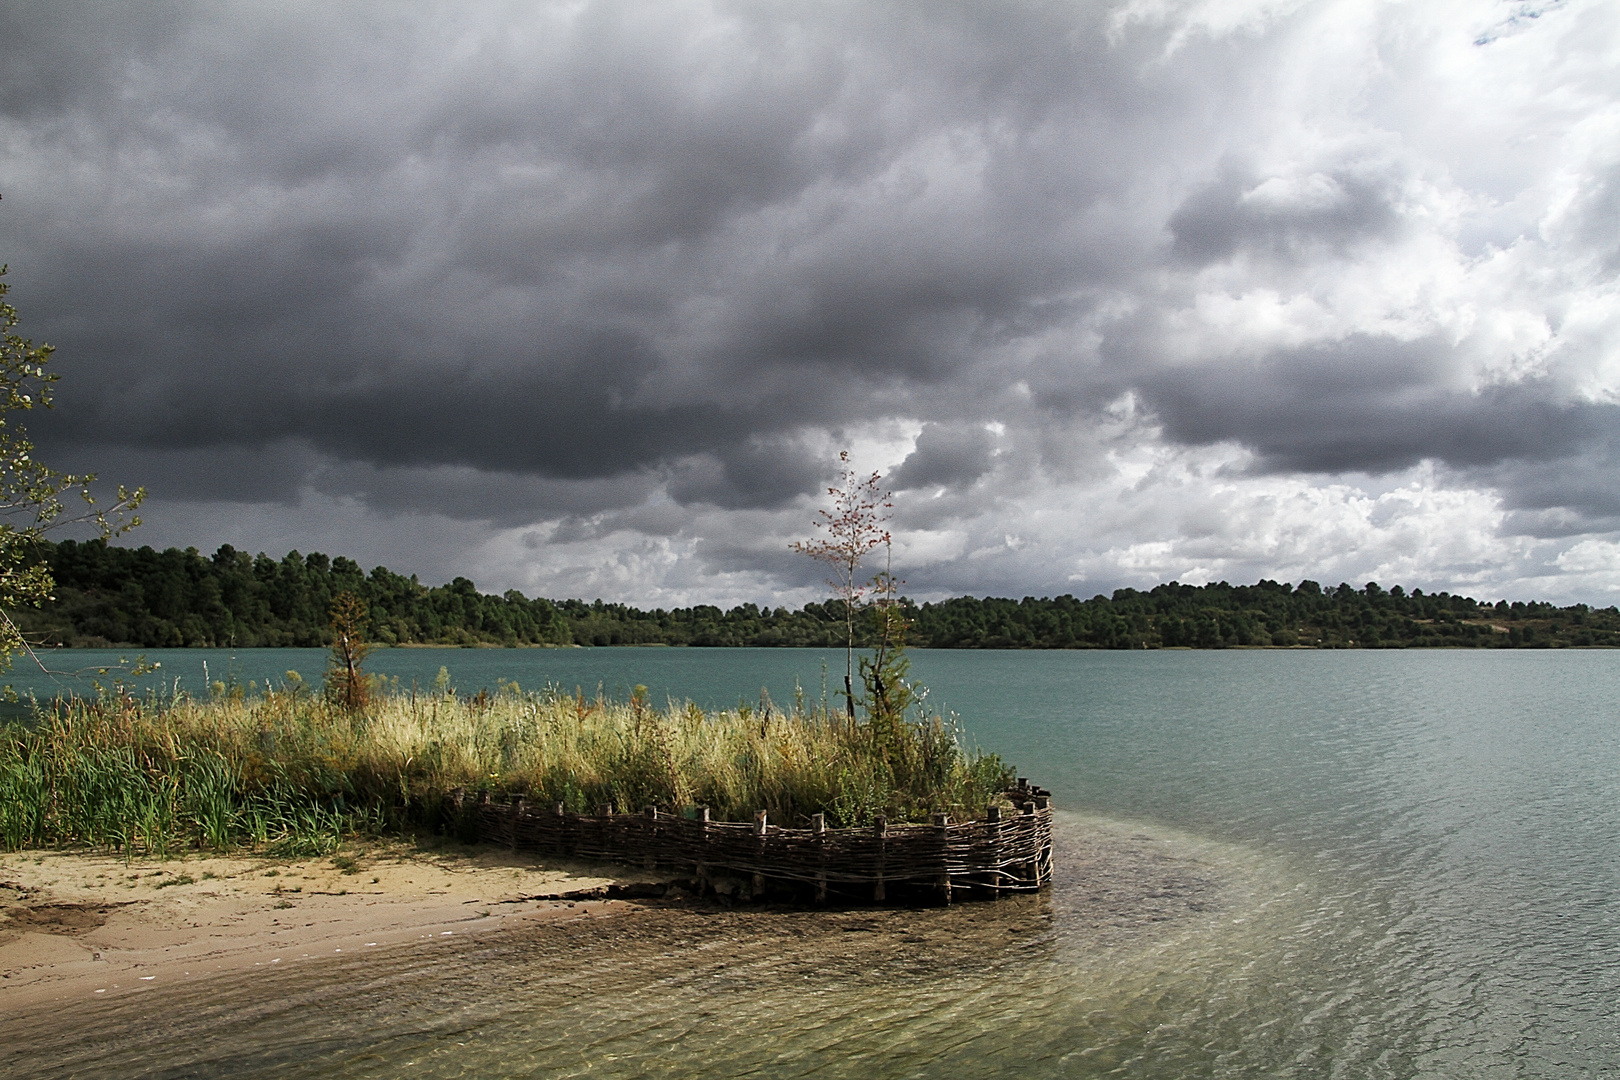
845 563 856 725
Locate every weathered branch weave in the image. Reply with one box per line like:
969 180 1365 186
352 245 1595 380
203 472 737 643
447 782 1054 905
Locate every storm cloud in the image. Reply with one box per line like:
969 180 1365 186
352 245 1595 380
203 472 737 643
2 0 1617 605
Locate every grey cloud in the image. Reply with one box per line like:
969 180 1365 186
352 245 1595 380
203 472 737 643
666 440 828 509
890 423 996 490
48 439 666 527
1500 506 1620 540
1120 329 1620 533
1137 335 1616 474
1168 160 1405 266
1574 165 1620 276
45 441 320 507
1471 444 1620 532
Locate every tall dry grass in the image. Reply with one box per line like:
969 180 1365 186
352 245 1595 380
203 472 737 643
0 682 1013 855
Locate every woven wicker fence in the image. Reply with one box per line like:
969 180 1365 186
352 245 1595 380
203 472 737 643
447 781 1053 905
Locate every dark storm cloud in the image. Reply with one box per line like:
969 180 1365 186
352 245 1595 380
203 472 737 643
3 0 1185 502
1124 332 1620 526
666 439 828 509
1134 333 1615 469
1 0 1615 600
1478 447 1620 529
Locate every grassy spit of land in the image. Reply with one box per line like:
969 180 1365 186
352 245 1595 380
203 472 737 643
0 684 1013 858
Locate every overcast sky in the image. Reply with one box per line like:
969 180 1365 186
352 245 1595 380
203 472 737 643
3 0 1617 606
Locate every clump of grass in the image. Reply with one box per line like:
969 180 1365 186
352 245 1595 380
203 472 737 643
0 682 1014 856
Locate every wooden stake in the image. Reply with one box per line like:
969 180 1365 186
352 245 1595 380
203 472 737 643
695 807 710 895
812 812 827 904
874 814 888 903
986 805 1002 899
644 805 659 869
1020 801 1036 887
752 810 768 897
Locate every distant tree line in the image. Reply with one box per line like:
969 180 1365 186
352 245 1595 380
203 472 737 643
11 539 1619 650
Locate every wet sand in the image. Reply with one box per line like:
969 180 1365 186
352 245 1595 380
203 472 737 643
0 842 667 1014
0 820 1254 1077
1 819 1224 1019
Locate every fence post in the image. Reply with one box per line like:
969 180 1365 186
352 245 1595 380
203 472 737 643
695 807 710 895
933 813 952 905
752 810 768 898
985 805 1002 899
554 801 567 858
598 803 615 863
874 815 888 903
1033 795 1051 885
509 794 526 849
1020 801 1036 888
812 812 827 904
644 805 659 870
447 787 467 843
470 789 490 845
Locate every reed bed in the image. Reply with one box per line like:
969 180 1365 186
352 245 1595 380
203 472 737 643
0 684 1014 857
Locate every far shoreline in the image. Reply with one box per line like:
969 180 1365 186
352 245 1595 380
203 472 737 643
20 641 1618 651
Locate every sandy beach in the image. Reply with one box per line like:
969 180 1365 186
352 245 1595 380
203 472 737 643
0 841 667 1014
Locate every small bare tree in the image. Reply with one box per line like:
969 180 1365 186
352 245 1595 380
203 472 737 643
791 451 892 721
326 591 372 713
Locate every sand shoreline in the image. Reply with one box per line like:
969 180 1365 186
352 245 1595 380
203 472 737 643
2 816 1230 1047
0 843 666 1016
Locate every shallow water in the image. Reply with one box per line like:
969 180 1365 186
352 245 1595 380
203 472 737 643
6 648 1619 1076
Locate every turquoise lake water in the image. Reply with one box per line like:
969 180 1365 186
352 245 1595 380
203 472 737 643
5 647 1619 1077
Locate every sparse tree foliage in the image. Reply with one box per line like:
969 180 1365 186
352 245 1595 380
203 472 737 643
0 266 142 670
326 591 372 712
791 451 892 720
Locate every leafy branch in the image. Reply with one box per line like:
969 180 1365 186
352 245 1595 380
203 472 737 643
0 265 144 669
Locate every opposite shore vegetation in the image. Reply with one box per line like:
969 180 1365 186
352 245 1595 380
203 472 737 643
18 538 1618 651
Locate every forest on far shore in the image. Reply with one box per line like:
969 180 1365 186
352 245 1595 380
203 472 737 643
11 539 1619 652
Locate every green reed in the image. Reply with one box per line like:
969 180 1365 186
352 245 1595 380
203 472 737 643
0 683 1013 856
